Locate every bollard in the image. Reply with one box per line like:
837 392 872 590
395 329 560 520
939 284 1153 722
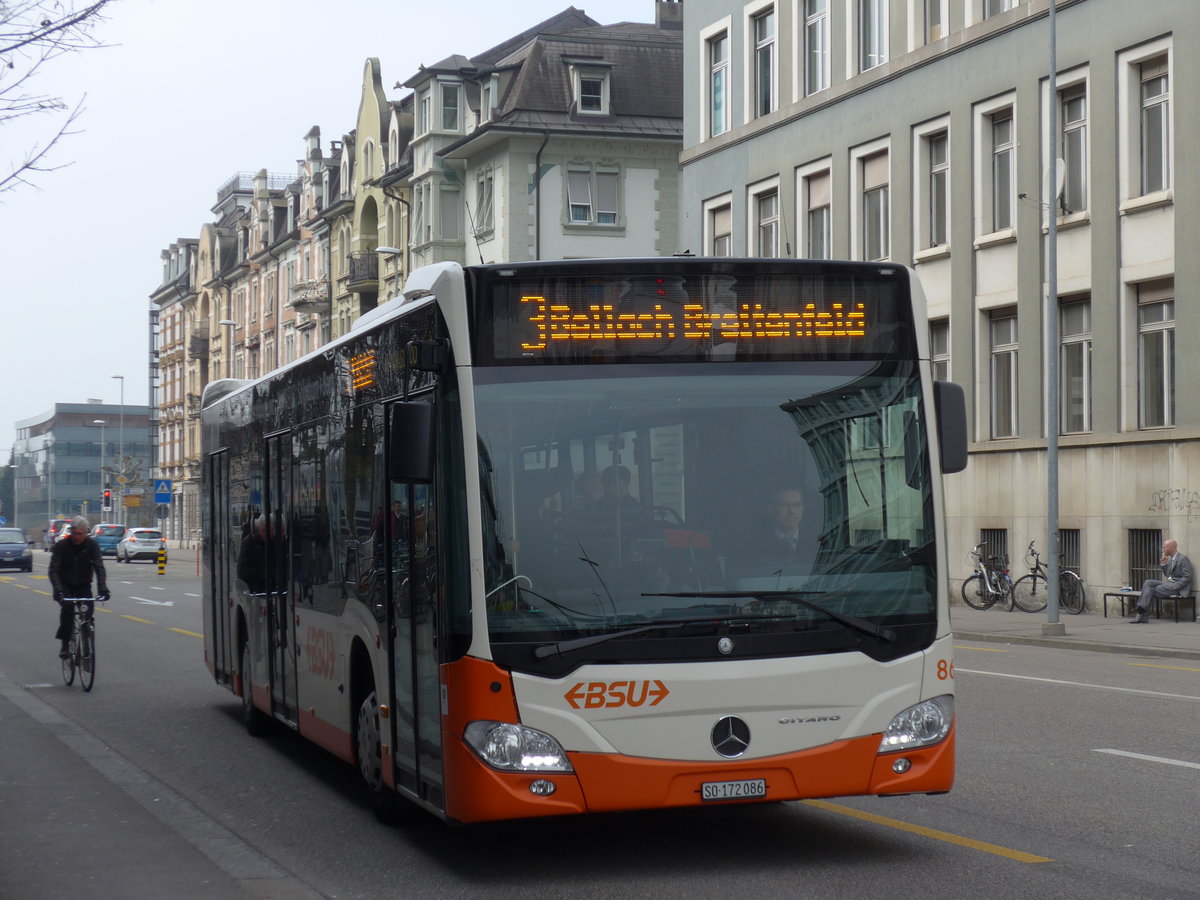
157 547 166 575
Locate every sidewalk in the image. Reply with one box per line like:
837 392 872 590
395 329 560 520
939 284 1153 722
951 601 1200 661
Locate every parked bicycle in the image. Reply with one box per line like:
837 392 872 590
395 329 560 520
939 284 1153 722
1010 541 1085 614
961 543 1014 610
60 597 100 691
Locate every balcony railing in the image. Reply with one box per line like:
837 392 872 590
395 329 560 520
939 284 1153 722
346 251 379 291
288 278 332 312
188 324 210 360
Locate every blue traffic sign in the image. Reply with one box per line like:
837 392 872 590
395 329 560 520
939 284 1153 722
154 480 173 504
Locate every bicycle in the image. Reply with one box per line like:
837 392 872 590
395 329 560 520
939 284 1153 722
59 597 103 692
1010 541 1085 614
960 543 1014 610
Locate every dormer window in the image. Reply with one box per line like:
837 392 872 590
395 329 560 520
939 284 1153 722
569 63 611 115
440 81 461 131
480 75 499 124
418 89 431 134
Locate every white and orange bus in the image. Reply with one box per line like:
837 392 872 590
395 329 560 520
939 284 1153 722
201 257 967 824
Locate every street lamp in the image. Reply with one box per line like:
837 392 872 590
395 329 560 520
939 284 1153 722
218 319 238 379
92 419 106 516
111 375 125 526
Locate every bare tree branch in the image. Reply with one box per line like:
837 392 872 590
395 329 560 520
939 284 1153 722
0 1 112 193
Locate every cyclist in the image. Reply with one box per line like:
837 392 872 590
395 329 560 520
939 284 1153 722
48 516 109 658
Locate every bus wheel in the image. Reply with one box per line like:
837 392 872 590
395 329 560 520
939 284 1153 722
240 642 273 737
355 688 404 823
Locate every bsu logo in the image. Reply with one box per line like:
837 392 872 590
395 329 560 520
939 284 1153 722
564 680 669 710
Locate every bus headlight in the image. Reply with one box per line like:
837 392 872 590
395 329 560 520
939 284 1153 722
463 721 574 773
879 695 954 752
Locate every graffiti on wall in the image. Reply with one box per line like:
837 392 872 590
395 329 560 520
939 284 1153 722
1147 488 1200 519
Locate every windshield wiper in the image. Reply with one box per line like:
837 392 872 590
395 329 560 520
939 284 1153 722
533 622 687 658
644 590 897 644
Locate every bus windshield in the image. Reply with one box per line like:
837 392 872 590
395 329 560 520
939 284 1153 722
474 360 938 670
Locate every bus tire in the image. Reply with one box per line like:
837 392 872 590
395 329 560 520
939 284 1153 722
355 687 405 824
240 642 274 736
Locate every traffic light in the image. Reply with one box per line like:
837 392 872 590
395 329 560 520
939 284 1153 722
103 489 112 510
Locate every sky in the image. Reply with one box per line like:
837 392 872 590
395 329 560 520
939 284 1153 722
0 0 655 456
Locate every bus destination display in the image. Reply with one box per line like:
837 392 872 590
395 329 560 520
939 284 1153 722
487 273 910 363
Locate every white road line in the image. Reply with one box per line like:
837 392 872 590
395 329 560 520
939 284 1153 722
956 668 1200 703
184 592 200 597
151 585 164 590
130 596 174 606
1094 749 1200 770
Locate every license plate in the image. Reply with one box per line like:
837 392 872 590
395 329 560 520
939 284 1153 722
700 778 767 801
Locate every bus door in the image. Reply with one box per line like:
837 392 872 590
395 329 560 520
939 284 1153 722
264 432 298 724
385 403 444 808
206 450 234 686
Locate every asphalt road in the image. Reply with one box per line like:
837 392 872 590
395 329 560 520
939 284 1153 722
1 553 1197 899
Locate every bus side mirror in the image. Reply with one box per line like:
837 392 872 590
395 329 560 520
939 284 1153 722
934 381 968 474
389 401 435 483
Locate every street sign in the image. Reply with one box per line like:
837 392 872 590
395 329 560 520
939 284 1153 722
154 480 172 504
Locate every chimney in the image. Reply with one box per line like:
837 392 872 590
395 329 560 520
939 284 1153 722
656 0 682 30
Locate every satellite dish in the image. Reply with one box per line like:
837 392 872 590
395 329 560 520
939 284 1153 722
1054 158 1066 200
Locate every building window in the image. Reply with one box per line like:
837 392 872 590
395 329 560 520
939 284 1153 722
709 32 729 137
930 319 949 382
925 0 945 42
567 168 620 225
984 0 1015 16
752 7 776 118
418 90 431 135
708 202 732 256
1137 280 1174 429
927 131 949 247
861 152 889 261
805 170 830 259
476 172 494 232
412 182 431 246
1129 529 1162 590
1060 298 1091 434
573 67 610 115
754 189 779 256
440 82 460 131
990 109 1014 231
1060 84 1087 213
804 0 829 95
1140 56 1170 194
859 0 886 72
439 188 461 241
990 311 1018 438
481 80 494 123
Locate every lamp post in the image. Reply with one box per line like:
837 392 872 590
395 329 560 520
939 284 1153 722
92 419 106 517
111 375 125 526
218 319 238 379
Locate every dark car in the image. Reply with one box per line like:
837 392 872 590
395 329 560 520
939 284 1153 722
90 523 126 556
0 527 33 572
116 528 167 563
44 518 72 550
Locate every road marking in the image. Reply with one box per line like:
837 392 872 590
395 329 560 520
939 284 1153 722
1094 749 1200 771
184 592 200 598
131 596 175 606
954 645 1010 652
151 585 165 591
957 668 1200 702
121 614 155 624
802 799 1053 863
1129 662 1200 673
170 627 202 638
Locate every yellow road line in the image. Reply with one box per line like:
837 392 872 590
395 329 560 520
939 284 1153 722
802 799 1053 863
169 628 202 638
121 615 156 624
953 645 1010 652
1129 662 1200 673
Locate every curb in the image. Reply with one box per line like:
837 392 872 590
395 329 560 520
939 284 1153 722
953 629 1200 662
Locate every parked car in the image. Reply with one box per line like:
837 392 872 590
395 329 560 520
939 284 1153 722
0 527 33 572
43 518 72 550
90 523 126 556
116 528 167 563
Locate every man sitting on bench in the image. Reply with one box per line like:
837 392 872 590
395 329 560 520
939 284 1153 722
1130 538 1192 624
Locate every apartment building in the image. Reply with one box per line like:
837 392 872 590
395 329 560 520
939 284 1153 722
680 0 1198 597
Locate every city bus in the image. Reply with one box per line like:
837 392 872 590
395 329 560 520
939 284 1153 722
201 257 967 824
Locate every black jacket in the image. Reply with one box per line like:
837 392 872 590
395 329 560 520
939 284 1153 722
48 536 108 596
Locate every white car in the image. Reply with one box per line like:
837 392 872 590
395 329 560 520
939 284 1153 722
115 528 167 563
